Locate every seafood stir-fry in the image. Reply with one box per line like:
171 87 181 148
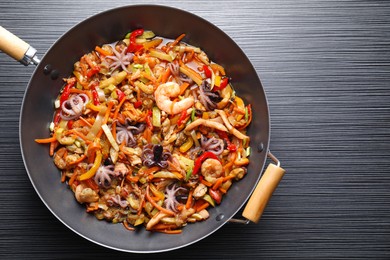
36 29 252 234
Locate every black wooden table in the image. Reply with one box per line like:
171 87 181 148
1 0 389 259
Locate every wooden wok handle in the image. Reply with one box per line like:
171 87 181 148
242 163 285 223
0 26 39 65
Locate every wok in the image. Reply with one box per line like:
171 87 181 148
0 5 285 253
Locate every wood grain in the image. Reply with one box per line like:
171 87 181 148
0 0 389 258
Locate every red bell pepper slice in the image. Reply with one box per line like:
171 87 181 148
53 111 61 125
192 151 220 176
91 88 100 105
209 189 222 204
134 101 142 108
145 109 153 130
59 81 76 106
116 89 126 102
67 120 74 129
216 130 237 152
214 77 229 91
126 29 144 53
86 65 100 78
203 65 212 78
177 110 187 127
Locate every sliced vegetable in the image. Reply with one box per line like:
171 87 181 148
101 124 119 151
79 151 102 181
126 29 144 53
179 63 202 86
142 38 163 50
152 106 161 127
116 89 126 102
149 49 173 62
91 88 100 105
99 71 127 88
203 65 212 78
177 110 187 127
202 194 215 207
86 107 107 141
59 80 76 106
179 137 193 153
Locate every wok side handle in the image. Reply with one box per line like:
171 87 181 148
0 26 40 66
241 152 285 223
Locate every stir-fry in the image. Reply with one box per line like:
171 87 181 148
35 29 252 234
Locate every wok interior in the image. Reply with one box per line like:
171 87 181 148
20 5 269 252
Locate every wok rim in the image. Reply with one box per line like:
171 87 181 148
19 4 271 253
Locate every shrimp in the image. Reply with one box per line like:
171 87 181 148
201 158 223 184
75 184 99 203
53 147 67 169
154 82 194 115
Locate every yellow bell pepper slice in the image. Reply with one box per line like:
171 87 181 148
234 96 245 121
179 137 194 153
79 151 102 181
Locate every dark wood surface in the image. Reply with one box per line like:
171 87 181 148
1 0 389 258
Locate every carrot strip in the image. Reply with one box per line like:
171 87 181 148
113 97 127 120
196 202 210 212
126 175 139 183
144 166 160 176
68 171 78 186
161 67 171 83
200 179 212 187
84 178 99 191
61 171 67 183
155 229 182 234
95 46 111 56
123 220 135 231
212 177 224 190
84 56 95 69
35 136 56 144
146 186 175 216
179 82 190 95
141 72 156 83
111 122 117 142
49 141 58 156
86 203 99 212
219 187 227 194
167 33 185 52
96 102 114 139
152 223 178 230
69 130 92 144
223 175 235 182
78 116 93 128
138 199 145 216
186 190 193 209
68 154 87 165
102 102 114 125
223 152 237 171
143 127 152 143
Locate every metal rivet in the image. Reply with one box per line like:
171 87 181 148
257 142 264 152
50 70 59 80
43 64 52 75
216 213 224 221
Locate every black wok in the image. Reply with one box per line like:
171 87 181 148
0 5 284 253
